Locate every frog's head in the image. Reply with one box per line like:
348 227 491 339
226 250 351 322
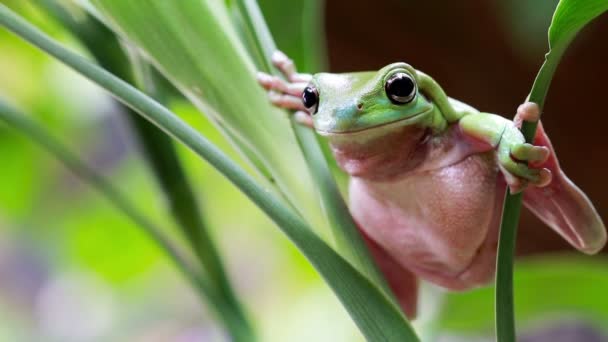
301 63 441 180
302 63 434 136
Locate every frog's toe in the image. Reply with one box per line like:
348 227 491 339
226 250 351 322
294 111 314 127
271 50 312 83
534 168 552 187
511 143 550 165
257 72 307 96
268 91 307 111
256 72 275 90
501 167 527 194
271 50 294 74
514 101 541 127
499 155 552 193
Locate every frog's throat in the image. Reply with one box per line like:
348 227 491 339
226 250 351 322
316 106 434 137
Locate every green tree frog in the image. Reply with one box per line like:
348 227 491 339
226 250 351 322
257 51 606 318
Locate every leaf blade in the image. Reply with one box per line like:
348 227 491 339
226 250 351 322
232 0 404 310
87 0 325 223
549 0 608 49
0 6 419 340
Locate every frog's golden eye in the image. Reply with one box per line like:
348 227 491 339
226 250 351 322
302 85 319 114
385 73 416 104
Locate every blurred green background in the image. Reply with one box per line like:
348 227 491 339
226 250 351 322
0 1 607 341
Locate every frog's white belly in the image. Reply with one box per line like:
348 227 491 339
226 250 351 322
349 152 503 290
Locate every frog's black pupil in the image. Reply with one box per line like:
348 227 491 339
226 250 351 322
390 76 414 97
302 86 318 110
386 73 416 104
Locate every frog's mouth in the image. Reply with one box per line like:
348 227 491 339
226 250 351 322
316 106 433 137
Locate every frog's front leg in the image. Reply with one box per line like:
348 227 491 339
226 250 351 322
513 104 606 254
459 102 551 193
256 51 314 127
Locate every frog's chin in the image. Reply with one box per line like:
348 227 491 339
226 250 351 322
316 107 432 138
325 118 431 181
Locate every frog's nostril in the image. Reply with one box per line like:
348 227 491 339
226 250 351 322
357 102 363 110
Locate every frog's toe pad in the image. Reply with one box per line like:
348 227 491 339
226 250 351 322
514 101 541 126
294 111 314 127
271 50 312 83
500 163 552 194
511 143 550 165
271 50 292 71
534 168 552 187
256 72 275 90
257 72 287 92
268 91 306 111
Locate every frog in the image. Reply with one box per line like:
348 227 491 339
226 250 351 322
257 51 606 318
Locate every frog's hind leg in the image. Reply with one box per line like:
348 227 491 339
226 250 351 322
516 103 607 254
362 231 419 319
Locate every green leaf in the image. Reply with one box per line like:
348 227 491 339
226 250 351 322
0 101 256 342
86 0 325 224
30 4 254 338
0 6 419 340
495 1 608 341
230 0 398 306
527 0 608 112
549 0 608 49
0 98 204 302
257 0 327 72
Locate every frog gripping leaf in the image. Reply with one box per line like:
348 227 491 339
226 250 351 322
257 51 606 318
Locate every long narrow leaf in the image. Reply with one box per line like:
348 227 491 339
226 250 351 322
0 6 419 340
0 99 204 309
495 1 608 341
231 0 399 304
86 0 325 225
0 98 258 341
31 3 254 339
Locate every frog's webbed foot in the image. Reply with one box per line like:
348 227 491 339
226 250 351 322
498 102 552 193
256 51 314 127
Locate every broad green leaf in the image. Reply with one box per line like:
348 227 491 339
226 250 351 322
28 4 254 339
527 0 608 109
85 0 324 225
549 0 608 49
0 7 419 340
257 0 327 73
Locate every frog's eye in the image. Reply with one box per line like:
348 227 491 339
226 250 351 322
385 73 416 104
302 85 319 114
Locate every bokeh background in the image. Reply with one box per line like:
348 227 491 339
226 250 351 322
0 0 607 341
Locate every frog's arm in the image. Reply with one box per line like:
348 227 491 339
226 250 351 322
462 103 606 254
416 71 476 125
458 105 551 192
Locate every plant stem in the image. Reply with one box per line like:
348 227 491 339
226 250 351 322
494 45 566 342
